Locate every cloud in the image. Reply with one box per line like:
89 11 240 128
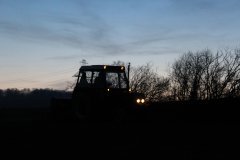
0 0 124 56
0 0 194 57
1 0 240 59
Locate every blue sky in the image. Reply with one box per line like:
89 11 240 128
0 0 240 89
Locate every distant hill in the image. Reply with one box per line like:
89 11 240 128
0 88 71 108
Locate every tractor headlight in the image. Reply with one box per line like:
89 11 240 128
136 98 145 104
136 99 141 103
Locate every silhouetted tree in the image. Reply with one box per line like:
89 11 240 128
129 63 170 102
170 48 240 100
112 60 126 66
112 61 170 102
217 48 240 98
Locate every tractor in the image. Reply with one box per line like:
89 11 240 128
51 64 146 122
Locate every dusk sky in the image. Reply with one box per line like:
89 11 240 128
1 0 240 90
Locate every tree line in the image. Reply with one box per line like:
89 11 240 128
0 88 71 108
129 48 240 102
170 49 240 101
1 47 240 106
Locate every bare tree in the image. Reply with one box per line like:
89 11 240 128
129 63 170 102
170 51 202 100
112 60 126 66
219 48 240 98
170 48 240 100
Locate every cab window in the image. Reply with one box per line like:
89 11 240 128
106 72 127 89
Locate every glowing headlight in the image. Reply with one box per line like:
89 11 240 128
136 98 145 104
107 88 110 92
136 99 141 103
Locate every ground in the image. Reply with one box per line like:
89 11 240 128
0 103 239 159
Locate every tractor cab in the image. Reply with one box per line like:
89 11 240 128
71 65 145 120
73 65 132 98
73 65 129 93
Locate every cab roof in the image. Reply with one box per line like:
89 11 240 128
80 65 125 72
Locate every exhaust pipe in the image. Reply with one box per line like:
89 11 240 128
127 62 130 80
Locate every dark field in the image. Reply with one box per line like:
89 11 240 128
1 99 240 159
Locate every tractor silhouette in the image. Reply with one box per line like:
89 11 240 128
51 64 145 123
